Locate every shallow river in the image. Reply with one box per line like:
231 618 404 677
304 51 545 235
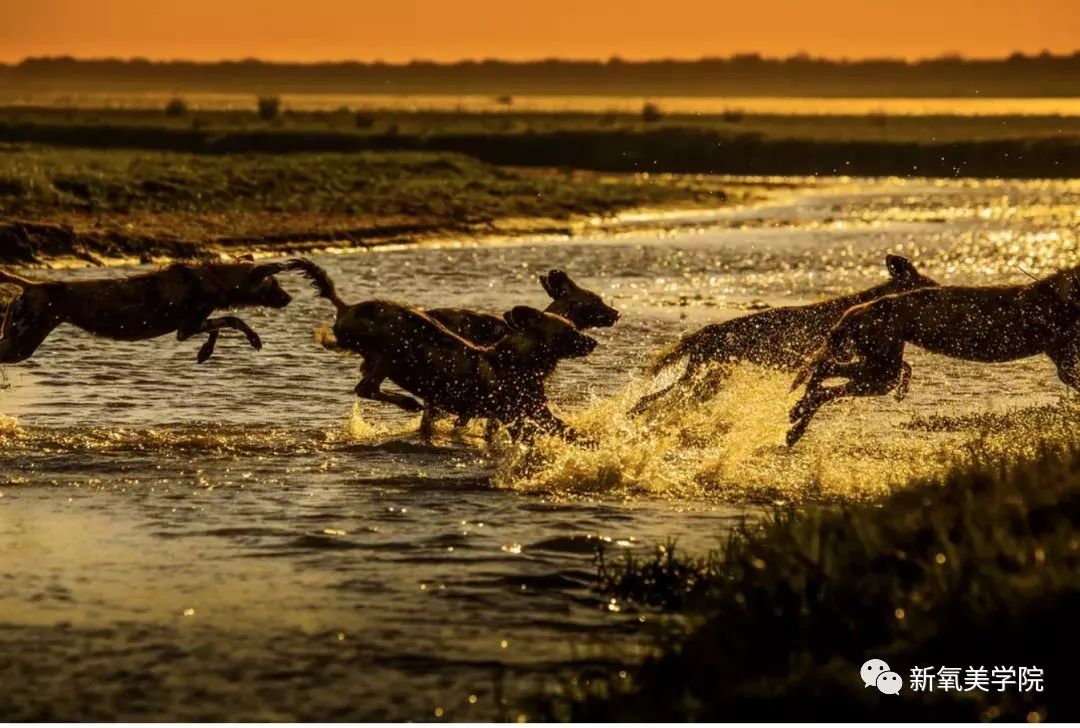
2 177 1079 719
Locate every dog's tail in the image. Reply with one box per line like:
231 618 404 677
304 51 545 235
646 329 702 376
790 310 860 392
286 258 348 312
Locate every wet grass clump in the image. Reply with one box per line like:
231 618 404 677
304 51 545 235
561 444 1080 721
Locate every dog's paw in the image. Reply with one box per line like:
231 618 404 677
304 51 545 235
247 332 263 351
399 398 424 412
196 342 216 363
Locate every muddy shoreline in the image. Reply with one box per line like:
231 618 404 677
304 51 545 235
0 217 469 266
0 194 783 269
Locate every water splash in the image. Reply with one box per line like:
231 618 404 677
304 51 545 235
490 365 1080 503
340 401 419 442
0 413 21 436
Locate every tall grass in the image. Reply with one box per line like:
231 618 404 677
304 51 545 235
554 443 1080 721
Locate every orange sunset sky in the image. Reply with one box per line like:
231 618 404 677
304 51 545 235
1 0 1077 63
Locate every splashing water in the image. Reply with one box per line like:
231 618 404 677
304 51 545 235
491 363 1080 502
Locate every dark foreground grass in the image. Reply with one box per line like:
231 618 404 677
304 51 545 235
0 144 732 264
552 445 1079 721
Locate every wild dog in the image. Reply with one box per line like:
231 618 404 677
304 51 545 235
291 259 597 440
0 256 299 364
426 269 619 345
787 264 1080 445
423 269 618 431
631 255 937 415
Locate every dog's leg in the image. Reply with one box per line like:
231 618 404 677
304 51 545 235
787 355 903 446
629 357 708 417
531 407 568 435
629 383 676 416
894 361 913 401
0 289 63 364
419 407 441 438
521 407 595 444
688 362 732 401
1048 336 1080 394
354 358 423 412
196 331 220 364
178 316 261 362
789 358 855 423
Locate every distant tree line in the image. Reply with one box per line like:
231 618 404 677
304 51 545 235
2 53 1079 97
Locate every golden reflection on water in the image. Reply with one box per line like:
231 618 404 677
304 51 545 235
8 91 1080 116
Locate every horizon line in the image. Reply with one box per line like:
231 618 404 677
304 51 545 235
6 50 1080 66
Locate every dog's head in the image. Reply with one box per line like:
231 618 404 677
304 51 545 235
540 270 620 329
214 260 294 309
884 255 938 292
503 305 598 360
1046 265 1080 310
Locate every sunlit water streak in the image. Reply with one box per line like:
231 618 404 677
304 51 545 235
7 91 1080 116
2 177 1080 719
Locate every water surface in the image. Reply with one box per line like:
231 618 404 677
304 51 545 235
2 177 1079 719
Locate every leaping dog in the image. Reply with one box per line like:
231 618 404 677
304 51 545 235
631 255 937 415
292 259 597 440
0 256 300 364
787 264 1080 445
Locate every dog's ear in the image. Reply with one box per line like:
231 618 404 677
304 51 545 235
885 255 916 282
503 305 545 331
539 269 572 298
1050 271 1077 306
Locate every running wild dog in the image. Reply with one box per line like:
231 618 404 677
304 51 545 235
423 269 618 432
427 269 619 346
0 257 300 364
292 259 597 440
788 264 1080 445
631 255 937 414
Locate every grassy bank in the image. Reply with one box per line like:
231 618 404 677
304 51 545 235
0 144 735 264
552 443 1079 721
1 108 1078 178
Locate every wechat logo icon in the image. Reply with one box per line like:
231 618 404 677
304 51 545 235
862 658 903 695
